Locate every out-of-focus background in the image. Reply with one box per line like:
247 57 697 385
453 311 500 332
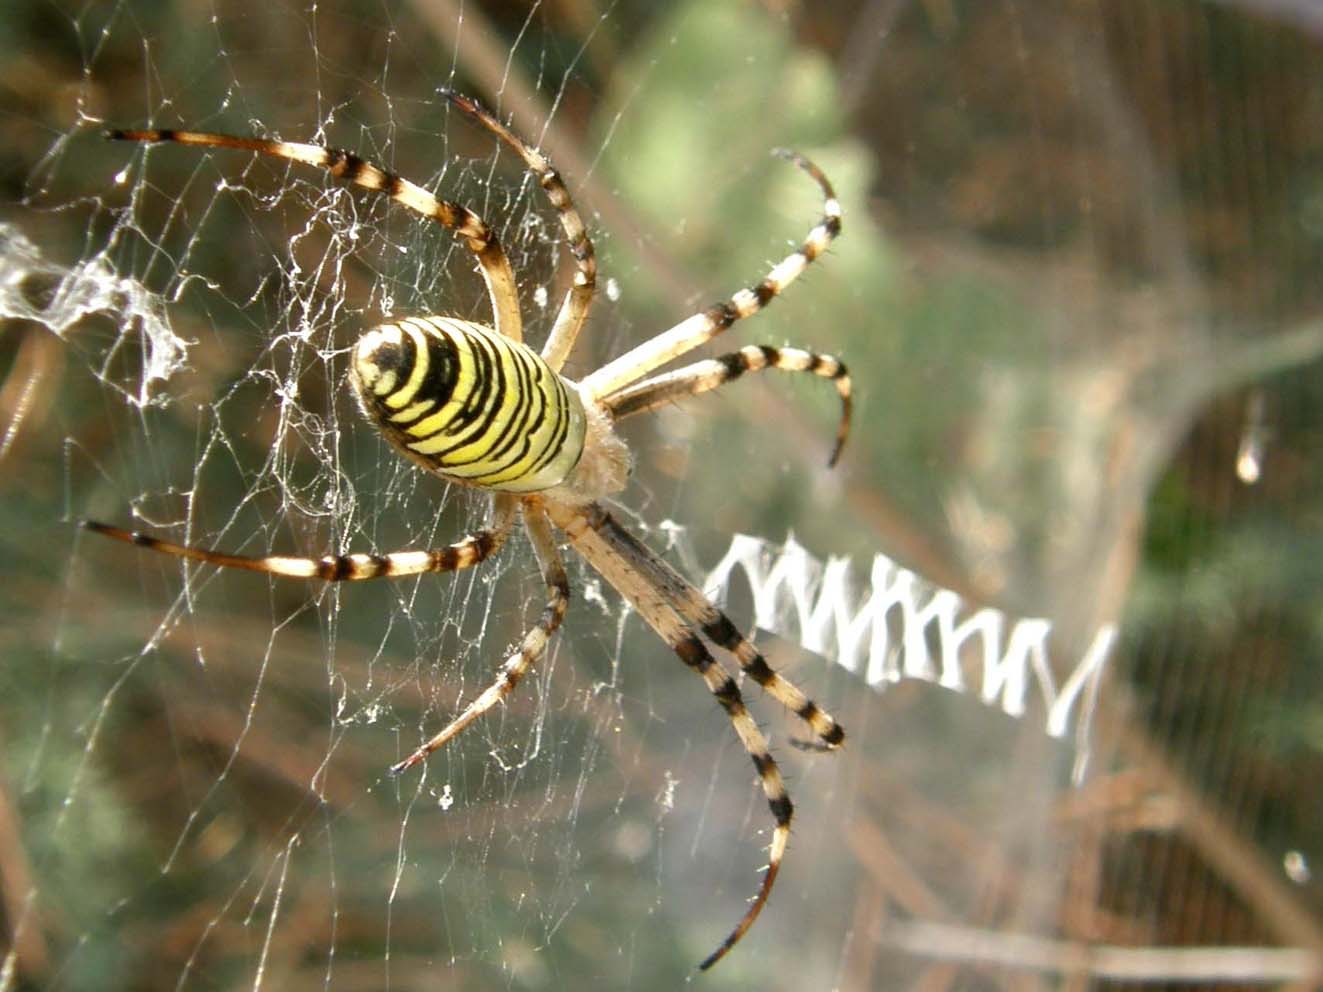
3 1 1322 988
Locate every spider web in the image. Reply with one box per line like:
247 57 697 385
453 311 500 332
5 2 1323 990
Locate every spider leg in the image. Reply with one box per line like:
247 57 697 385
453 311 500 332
546 500 790 971
80 495 517 581
567 504 845 750
579 149 841 401
104 128 524 342
390 501 568 774
601 344 852 467
441 91 596 373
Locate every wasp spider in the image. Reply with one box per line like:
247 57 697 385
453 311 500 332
88 91 849 971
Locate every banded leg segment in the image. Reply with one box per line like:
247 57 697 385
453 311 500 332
579 505 845 750
546 500 791 971
81 495 517 582
580 149 842 401
441 91 596 373
104 128 524 343
601 344 853 467
390 503 569 774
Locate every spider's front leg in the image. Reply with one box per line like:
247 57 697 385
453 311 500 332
601 343 853 467
557 503 846 751
579 148 841 401
545 500 834 971
390 502 569 773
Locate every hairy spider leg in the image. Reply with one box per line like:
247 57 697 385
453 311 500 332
105 127 525 343
546 500 797 972
440 91 597 373
81 496 518 581
569 504 845 749
579 149 841 401
390 503 568 773
603 343 853 467
98 105 851 973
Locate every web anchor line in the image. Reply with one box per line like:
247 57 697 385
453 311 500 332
701 533 1117 782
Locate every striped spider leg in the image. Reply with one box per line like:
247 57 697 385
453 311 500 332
81 494 517 582
603 344 852 467
439 90 596 373
100 126 526 343
546 500 844 971
579 149 843 402
390 503 569 773
88 93 847 971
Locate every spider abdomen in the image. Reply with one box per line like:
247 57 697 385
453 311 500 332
98 102 846 971
352 315 587 493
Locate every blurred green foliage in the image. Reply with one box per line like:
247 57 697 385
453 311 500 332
2 0 1323 988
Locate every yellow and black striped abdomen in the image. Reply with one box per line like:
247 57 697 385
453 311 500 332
351 316 586 493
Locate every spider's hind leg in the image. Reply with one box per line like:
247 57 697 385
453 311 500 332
441 91 596 373
81 495 518 582
390 502 568 773
104 127 524 343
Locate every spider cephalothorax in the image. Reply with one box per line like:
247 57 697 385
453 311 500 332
88 90 848 970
